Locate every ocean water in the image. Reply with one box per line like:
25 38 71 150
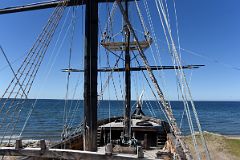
0 99 239 141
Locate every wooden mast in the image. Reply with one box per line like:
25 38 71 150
0 0 137 151
124 0 131 141
83 0 98 151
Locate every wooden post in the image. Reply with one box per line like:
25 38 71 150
40 140 46 150
15 139 22 149
137 146 144 158
105 143 113 155
83 0 98 152
144 134 148 149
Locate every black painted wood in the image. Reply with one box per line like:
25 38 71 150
83 0 98 152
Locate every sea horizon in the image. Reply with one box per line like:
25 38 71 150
0 99 239 141
3 98 240 102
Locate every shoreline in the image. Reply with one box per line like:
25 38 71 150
224 135 240 139
1 131 240 146
190 131 240 138
184 131 240 160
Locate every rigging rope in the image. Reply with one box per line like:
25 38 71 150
134 0 148 34
155 0 211 159
62 6 77 140
102 1 118 42
117 2 196 159
117 0 179 132
142 0 172 105
172 0 181 56
0 46 27 99
0 0 68 144
181 47 240 71
155 0 200 158
20 6 73 139
131 50 172 127
134 0 174 123
98 52 123 102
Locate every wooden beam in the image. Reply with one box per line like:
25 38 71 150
96 65 204 72
0 0 139 15
0 147 138 160
101 39 152 51
100 126 160 132
0 0 112 15
61 65 205 72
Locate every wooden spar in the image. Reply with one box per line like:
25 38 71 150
83 0 98 151
124 0 131 141
61 65 205 72
0 0 138 15
0 0 113 15
97 65 204 72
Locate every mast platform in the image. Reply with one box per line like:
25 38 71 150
101 39 152 51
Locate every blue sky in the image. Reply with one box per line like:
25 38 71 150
0 0 240 101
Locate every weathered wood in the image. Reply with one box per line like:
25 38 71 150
137 146 144 158
99 126 160 132
15 140 22 149
124 0 131 142
105 143 113 155
101 40 152 51
40 140 46 150
0 147 139 160
112 146 136 154
83 0 98 152
62 65 205 73
144 134 148 149
164 133 193 160
53 115 167 149
156 150 172 160
0 0 115 15
52 117 123 150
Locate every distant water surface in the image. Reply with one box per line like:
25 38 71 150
0 100 239 141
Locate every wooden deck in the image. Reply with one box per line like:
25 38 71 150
99 118 162 132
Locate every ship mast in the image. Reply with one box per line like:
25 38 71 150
0 1 207 159
124 0 131 142
83 0 98 151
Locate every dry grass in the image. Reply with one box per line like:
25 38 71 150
225 138 240 158
184 132 240 160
